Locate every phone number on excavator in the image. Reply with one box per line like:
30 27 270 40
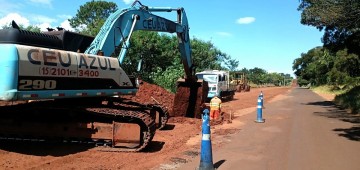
39 67 100 77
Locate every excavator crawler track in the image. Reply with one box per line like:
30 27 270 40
148 104 169 130
110 99 169 129
85 107 156 152
0 101 156 152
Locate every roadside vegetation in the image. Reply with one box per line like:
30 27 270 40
313 85 360 114
311 85 348 96
294 0 360 114
334 86 360 114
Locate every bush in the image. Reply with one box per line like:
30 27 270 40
334 86 360 114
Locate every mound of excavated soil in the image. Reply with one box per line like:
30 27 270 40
128 81 175 114
172 82 208 118
129 81 208 119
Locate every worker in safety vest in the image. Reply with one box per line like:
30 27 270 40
209 94 222 120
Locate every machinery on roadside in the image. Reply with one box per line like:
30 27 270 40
196 70 236 100
231 72 251 92
0 1 205 151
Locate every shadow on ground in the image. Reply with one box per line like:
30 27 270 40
214 159 226 169
0 141 92 156
143 141 165 153
305 100 360 142
333 126 360 141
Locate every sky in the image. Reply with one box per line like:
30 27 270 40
0 0 324 77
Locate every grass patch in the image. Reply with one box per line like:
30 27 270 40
311 85 347 95
311 85 359 114
334 86 360 114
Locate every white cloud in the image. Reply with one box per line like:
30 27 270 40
36 20 74 32
0 3 72 32
0 13 65 32
30 14 57 24
123 0 135 5
60 20 74 31
236 17 255 24
29 0 52 6
37 22 51 32
57 14 72 20
55 15 74 31
0 13 30 27
25 0 53 9
216 32 232 37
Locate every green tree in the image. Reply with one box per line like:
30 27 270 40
298 0 360 55
297 78 310 87
298 0 360 87
152 58 184 92
248 67 267 85
267 72 283 86
1 22 41 32
330 49 360 85
293 47 329 85
224 58 239 71
24 25 41 32
68 0 118 36
122 31 178 83
69 1 239 92
239 68 250 75
293 46 359 86
122 32 237 92
190 38 224 71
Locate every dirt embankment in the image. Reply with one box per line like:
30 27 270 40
0 82 291 170
129 81 175 112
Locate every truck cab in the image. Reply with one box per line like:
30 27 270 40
196 70 235 99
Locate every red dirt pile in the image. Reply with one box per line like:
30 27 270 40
172 82 208 118
130 81 209 119
128 81 175 113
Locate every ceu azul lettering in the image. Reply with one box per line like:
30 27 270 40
143 17 167 31
27 49 72 67
78 54 116 71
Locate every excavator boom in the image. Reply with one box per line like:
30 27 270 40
84 1 207 118
85 2 193 79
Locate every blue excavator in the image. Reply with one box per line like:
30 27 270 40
0 1 206 151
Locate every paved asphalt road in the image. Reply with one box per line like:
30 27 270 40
178 88 360 170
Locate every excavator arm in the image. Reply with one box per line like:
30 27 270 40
85 1 194 79
84 1 207 118
85 1 207 118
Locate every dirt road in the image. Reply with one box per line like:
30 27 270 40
0 87 290 170
179 87 360 170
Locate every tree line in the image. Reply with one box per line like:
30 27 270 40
294 0 360 88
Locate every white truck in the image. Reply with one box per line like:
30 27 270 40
196 70 236 100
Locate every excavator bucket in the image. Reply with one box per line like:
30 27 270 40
172 78 209 118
